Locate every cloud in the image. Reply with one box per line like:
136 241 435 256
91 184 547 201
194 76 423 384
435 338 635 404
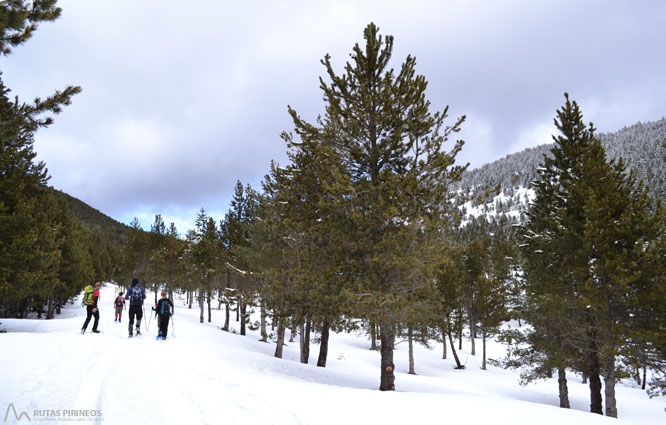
456 114 495 169
6 0 666 231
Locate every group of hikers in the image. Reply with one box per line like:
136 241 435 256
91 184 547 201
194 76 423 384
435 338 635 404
80 278 174 340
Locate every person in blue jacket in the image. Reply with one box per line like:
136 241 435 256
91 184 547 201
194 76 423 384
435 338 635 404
124 278 146 337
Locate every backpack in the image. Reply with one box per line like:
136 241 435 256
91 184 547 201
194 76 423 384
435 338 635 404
83 285 95 306
128 286 143 304
160 299 172 316
115 296 124 307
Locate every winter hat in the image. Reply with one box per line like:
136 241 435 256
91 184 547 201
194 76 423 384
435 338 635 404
132 278 139 285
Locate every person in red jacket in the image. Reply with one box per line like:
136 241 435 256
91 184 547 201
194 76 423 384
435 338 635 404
113 290 125 322
81 281 102 334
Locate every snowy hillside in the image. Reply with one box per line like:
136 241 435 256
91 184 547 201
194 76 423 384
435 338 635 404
459 186 535 227
0 283 663 425
453 117 666 228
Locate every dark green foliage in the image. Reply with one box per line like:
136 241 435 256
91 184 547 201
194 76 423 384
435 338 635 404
501 94 666 415
280 22 466 390
0 0 108 318
0 0 61 56
51 189 131 242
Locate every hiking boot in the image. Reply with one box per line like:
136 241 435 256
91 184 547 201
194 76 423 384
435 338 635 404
92 330 101 333
81 328 86 335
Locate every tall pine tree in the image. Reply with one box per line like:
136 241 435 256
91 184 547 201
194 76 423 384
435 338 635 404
285 23 466 390
520 94 665 417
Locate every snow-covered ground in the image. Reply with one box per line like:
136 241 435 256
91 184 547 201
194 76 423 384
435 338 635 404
1 283 663 425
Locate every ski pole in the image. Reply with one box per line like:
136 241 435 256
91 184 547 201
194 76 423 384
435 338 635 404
147 307 153 331
171 315 175 338
143 306 148 332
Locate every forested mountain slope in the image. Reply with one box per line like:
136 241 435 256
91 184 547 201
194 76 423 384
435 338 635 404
454 117 666 226
51 188 131 243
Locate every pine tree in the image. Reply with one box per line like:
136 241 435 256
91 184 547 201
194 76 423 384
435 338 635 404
0 1 80 317
518 94 666 417
189 209 222 324
223 181 255 336
433 247 462 368
51 196 94 318
118 218 149 284
285 23 466 390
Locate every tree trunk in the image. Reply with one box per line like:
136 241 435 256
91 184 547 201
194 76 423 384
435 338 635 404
641 367 647 390
634 367 641 387
470 318 476 356
457 318 463 350
223 302 230 331
481 324 487 370
199 289 204 323
274 318 286 359
604 356 618 418
441 323 447 359
223 269 230 328
370 320 378 350
46 297 55 319
300 319 311 364
558 368 570 408
587 336 603 414
260 299 268 342
240 301 246 336
408 325 416 375
379 311 396 391
289 319 296 343
207 290 212 323
317 321 330 367
446 317 465 369
188 290 193 309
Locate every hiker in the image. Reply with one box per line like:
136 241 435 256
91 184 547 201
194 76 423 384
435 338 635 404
153 290 174 340
81 281 102 334
113 290 125 322
125 278 146 337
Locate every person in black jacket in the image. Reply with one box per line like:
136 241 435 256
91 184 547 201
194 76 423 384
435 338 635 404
153 290 174 340
124 278 146 337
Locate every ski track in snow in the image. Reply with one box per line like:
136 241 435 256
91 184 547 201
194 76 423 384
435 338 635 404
0 283 664 425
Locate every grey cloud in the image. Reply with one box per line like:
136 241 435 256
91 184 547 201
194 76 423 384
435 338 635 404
3 0 665 231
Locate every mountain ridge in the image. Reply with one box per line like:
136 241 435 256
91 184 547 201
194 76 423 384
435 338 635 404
454 116 666 227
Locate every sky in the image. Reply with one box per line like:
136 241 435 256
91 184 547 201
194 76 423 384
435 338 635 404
3 0 666 233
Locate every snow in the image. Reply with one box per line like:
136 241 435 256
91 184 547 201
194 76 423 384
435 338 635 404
1 283 664 425
459 186 536 227
226 262 248 276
